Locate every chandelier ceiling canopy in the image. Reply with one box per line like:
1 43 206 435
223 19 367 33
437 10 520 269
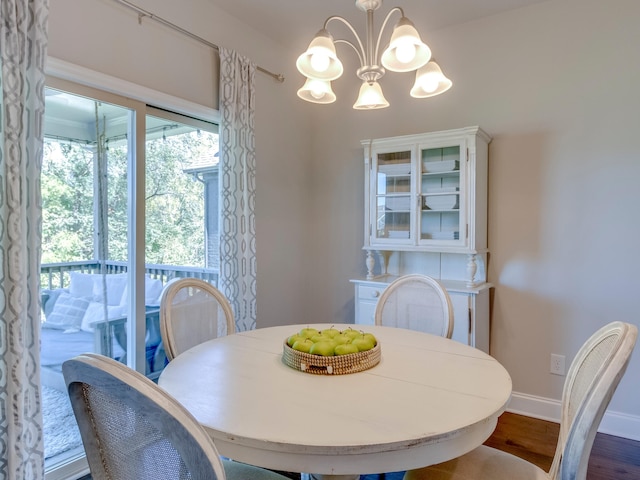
296 0 452 110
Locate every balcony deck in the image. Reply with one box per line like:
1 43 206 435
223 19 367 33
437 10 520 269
41 260 218 471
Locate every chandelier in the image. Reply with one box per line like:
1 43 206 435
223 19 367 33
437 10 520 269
296 0 452 110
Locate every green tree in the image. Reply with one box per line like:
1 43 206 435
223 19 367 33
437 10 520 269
41 142 94 263
42 126 217 269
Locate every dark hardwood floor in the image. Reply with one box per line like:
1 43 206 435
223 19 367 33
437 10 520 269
482 412 640 480
77 412 640 480
361 412 640 480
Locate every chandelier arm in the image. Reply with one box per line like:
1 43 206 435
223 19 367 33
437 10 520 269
334 39 365 68
374 6 403 62
324 16 367 66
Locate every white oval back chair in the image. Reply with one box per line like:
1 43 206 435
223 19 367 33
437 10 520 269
404 321 638 480
375 274 454 338
160 278 235 361
62 353 291 480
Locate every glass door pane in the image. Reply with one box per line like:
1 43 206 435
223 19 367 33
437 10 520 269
419 144 463 244
372 149 413 242
143 110 219 375
41 87 133 470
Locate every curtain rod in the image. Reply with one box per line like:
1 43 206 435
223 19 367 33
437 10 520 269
112 0 285 83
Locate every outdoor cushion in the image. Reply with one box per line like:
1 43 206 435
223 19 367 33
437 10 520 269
43 292 90 331
119 275 164 307
92 273 128 305
69 271 129 306
69 272 100 299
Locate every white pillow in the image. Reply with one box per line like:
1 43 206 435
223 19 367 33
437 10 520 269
69 272 100 299
92 273 128 306
145 277 164 306
81 302 126 333
70 271 130 306
43 292 90 331
119 275 164 307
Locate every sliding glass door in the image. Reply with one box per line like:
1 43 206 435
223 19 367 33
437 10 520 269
41 79 218 478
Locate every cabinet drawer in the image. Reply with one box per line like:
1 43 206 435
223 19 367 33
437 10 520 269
357 285 386 300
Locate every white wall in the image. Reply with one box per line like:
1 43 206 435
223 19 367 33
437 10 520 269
47 0 640 436
306 0 640 432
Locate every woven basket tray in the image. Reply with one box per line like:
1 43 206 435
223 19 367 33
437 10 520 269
282 341 381 375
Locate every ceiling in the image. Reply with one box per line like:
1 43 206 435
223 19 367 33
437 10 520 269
208 0 549 45
44 88 195 144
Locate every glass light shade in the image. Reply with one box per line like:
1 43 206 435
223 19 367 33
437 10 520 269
381 17 431 73
410 61 453 98
296 29 344 81
297 78 336 104
353 81 389 110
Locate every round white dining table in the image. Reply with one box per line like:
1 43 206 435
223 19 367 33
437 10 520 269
158 324 512 478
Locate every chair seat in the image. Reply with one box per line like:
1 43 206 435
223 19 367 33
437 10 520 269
222 459 291 480
404 446 550 480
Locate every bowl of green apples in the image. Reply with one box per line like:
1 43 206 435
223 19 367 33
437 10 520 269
282 326 381 375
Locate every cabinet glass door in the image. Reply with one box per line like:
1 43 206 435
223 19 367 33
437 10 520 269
371 149 413 244
418 142 465 246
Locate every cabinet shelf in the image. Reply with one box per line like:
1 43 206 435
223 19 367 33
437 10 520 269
421 170 460 178
422 189 460 195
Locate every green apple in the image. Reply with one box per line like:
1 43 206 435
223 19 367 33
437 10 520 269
342 328 361 340
310 332 330 343
332 333 351 346
351 336 375 352
292 338 313 353
299 327 319 339
321 327 341 338
309 340 335 356
363 333 377 346
334 343 359 355
287 334 305 347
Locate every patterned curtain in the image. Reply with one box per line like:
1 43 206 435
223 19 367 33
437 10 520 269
0 0 49 478
218 47 257 332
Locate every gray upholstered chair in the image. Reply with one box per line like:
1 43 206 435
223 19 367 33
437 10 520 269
403 321 638 480
375 274 454 338
62 353 291 480
160 278 235 361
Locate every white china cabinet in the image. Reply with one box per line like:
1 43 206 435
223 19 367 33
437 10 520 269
350 126 492 352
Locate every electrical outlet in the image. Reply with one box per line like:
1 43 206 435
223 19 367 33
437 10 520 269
550 354 565 376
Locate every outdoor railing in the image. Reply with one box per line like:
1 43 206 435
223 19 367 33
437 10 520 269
40 260 218 290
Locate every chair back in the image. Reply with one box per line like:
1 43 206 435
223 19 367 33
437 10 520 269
62 353 227 480
160 278 235 360
549 321 637 480
374 274 454 338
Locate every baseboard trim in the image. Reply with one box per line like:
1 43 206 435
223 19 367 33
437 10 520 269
508 391 640 442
